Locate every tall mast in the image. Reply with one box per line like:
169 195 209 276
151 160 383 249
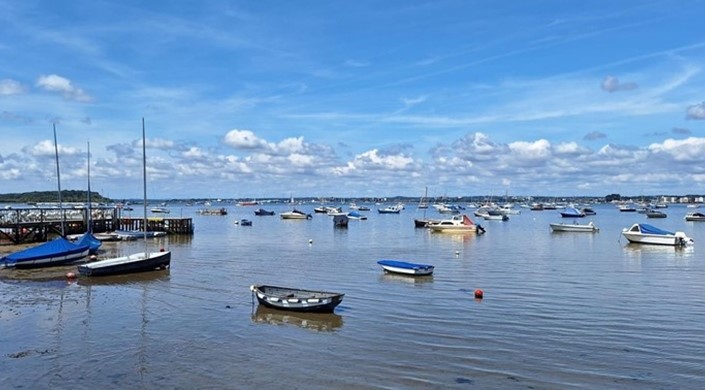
53 124 66 237
142 118 148 245
86 141 93 233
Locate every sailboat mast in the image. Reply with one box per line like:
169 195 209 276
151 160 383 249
142 118 148 244
86 141 93 233
53 124 66 237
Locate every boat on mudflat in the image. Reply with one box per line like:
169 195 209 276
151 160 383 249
377 260 434 276
621 223 693 246
77 250 171 277
250 285 344 313
550 221 599 233
2 237 90 268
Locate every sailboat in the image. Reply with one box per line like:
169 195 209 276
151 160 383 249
74 141 103 253
1 125 91 268
77 118 171 277
414 187 437 228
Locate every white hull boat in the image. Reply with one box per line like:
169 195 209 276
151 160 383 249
377 260 434 276
621 223 693 246
550 221 599 232
427 214 483 233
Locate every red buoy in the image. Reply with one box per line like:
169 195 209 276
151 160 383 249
160 248 165 252
474 289 484 299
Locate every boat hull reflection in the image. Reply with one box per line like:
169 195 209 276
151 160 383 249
252 305 343 331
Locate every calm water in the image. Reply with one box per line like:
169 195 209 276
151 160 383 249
2 203 704 389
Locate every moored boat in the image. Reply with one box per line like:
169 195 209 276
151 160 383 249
254 208 275 216
560 207 585 218
645 209 667 218
427 214 484 234
621 223 693 246
250 285 344 313
550 221 599 232
77 250 171 277
2 237 90 268
684 212 705 221
280 209 312 219
377 260 434 276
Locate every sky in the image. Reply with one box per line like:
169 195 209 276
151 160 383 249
1 0 705 200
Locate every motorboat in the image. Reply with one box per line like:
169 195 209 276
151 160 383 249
550 221 599 232
280 209 312 220
685 212 705 221
621 223 693 246
427 214 484 234
645 209 667 218
254 208 275 216
250 285 344 313
377 204 403 214
377 260 434 276
560 207 585 218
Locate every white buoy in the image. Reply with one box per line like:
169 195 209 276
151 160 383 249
455 250 460 256
309 239 313 244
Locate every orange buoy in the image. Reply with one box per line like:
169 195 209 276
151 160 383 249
66 272 77 279
474 289 484 299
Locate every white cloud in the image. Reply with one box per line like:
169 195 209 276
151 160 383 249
648 137 705 162
0 79 25 95
35 74 92 102
601 75 638 92
223 129 271 150
686 102 705 120
508 139 552 161
24 140 81 157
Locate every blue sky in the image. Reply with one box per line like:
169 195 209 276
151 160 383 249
1 0 705 200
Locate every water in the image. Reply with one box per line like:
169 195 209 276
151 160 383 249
2 204 705 389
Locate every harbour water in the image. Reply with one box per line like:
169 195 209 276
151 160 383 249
2 203 704 389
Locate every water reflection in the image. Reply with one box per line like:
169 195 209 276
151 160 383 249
251 305 344 332
379 272 434 284
77 269 170 286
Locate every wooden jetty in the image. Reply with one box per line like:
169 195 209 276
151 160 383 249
0 206 193 245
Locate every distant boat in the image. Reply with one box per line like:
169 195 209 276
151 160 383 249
377 260 434 276
645 209 667 219
238 200 259 206
621 223 693 246
240 219 253 226
250 285 344 313
560 206 585 218
550 221 599 233
77 118 172 277
198 207 228 215
151 207 170 214
280 209 312 220
427 214 484 234
618 204 637 212
684 212 705 221
333 214 349 227
581 207 596 216
378 204 403 214
254 208 275 216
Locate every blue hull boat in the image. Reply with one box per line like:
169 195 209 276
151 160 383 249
2 237 90 268
377 260 434 276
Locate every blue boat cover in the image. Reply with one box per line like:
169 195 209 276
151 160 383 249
76 233 102 254
2 237 89 264
639 224 674 235
377 259 433 269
